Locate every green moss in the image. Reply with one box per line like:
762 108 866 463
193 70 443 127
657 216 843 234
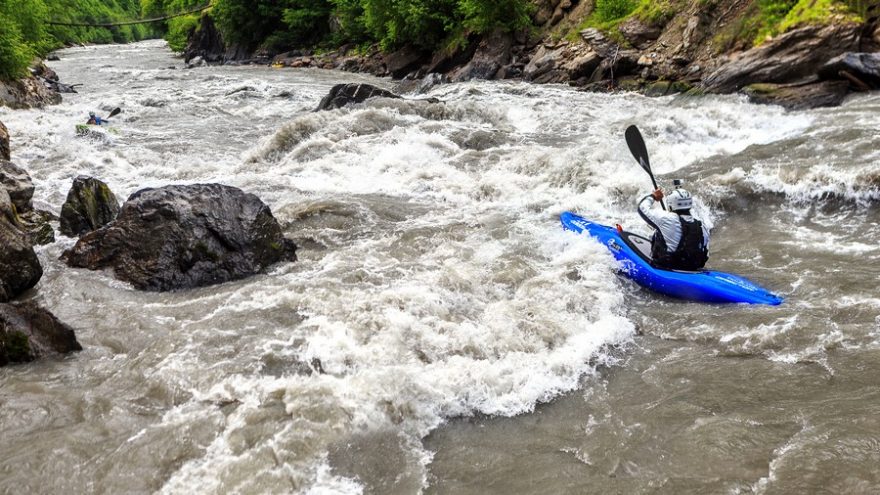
776 0 863 33
749 0 866 46
632 0 679 27
1 330 32 363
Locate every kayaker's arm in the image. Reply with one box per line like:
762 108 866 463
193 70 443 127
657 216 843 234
638 195 681 245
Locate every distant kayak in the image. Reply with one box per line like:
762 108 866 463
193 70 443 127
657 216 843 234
75 124 119 139
561 212 783 305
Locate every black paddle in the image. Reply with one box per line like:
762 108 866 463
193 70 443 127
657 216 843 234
103 107 121 121
624 124 666 210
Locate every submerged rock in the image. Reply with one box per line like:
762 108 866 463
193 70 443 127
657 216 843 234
62 183 297 292
0 188 42 302
742 80 850 110
316 83 401 111
0 302 81 366
0 120 8 161
59 176 120 238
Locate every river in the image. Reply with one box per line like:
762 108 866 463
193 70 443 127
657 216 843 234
1 40 878 494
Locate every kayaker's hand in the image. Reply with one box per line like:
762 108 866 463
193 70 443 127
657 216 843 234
651 188 664 201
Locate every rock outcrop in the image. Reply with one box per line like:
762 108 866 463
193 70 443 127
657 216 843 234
0 302 81 366
316 83 401 111
62 183 297 292
0 160 55 245
0 160 34 212
59 176 120 238
0 120 9 161
818 52 880 89
703 23 862 93
0 75 63 109
0 188 42 302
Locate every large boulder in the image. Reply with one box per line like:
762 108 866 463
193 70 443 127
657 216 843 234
316 83 401 111
451 31 513 82
0 302 81 366
703 23 861 93
185 14 225 63
59 176 120 238
0 188 42 302
0 160 35 212
0 120 8 161
62 183 297 292
383 46 426 78
818 52 880 89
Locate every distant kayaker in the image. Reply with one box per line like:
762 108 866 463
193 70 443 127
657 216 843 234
86 111 103 125
638 180 710 271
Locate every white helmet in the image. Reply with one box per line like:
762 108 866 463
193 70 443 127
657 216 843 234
668 188 693 212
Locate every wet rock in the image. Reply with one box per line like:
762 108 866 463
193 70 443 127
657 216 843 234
185 14 224 63
0 120 8 161
524 45 564 81
384 46 426 79
643 80 692 97
704 23 861 93
0 160 35 212
59 176 120 238
62 183 297 292
19 209 55 246
0 302 81 366
0 188 42 302
316 83 401 111
742 80 850 110
818 52 880 89
451 31 513 82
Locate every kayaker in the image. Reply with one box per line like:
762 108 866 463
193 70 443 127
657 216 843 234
86 111 103 126
638 180 710 270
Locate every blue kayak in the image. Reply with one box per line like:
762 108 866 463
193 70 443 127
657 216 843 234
561 212 783 305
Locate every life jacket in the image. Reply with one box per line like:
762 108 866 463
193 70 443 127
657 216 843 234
651 216 708 271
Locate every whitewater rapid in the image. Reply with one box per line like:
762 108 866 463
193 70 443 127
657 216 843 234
1 40 878 494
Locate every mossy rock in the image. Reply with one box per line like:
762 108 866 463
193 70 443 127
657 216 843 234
59 176 120 238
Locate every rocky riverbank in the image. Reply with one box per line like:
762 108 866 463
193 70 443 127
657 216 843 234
182 0 880 109
0 114 297 366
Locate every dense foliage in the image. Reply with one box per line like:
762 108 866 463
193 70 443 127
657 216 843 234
0 0 154 80
147 0 532 54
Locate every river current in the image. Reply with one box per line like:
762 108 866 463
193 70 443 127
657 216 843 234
1 40 878 494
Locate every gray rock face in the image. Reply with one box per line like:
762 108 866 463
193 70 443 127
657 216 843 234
0 160 35 212
0 302 81 366
62 183 297 292
451 31 513 82
316 84 401 111
618 18 662 49
818 52 880 89
59 176 120 237
0 188 42 302
383 46 425 79
0 120 9 161
703 23 861 93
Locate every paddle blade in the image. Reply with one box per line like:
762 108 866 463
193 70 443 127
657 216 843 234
624 124 651 174
107 107 121 118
